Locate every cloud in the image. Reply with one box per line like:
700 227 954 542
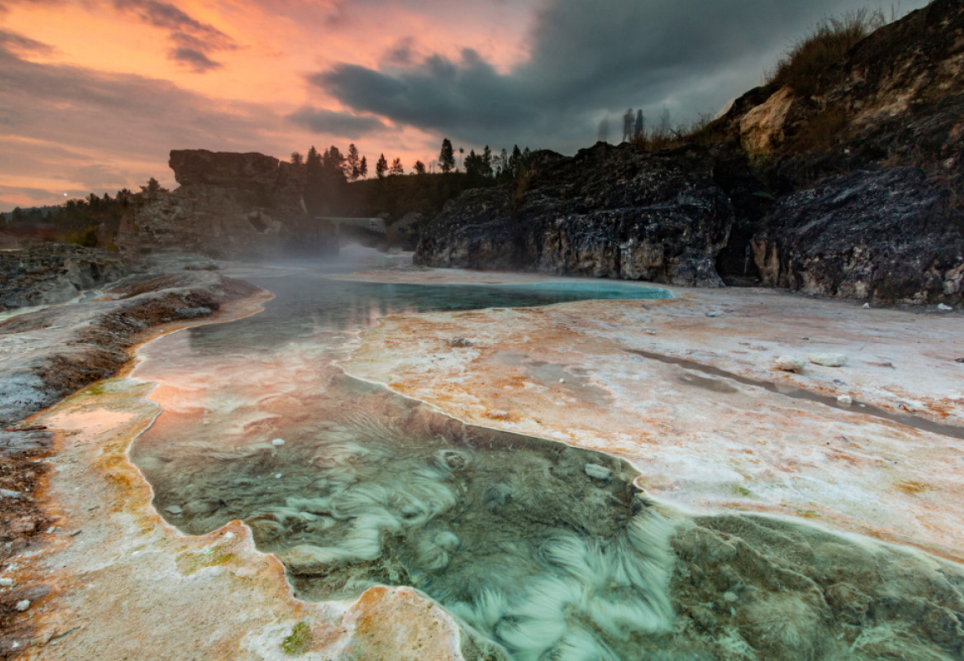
312 0 930 152
170 47 222 72
113 0 235 71
0 28 54 56
0 44 298 208
287 106 388 138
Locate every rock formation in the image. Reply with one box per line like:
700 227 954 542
417 0 964 304
120 150 338 260
0 243 127 311
417 144 736 287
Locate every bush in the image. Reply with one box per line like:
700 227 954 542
768 9 885 97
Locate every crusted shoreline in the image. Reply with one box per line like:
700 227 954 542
0 269 262 656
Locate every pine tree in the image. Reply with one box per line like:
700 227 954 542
290 152 304 166
376 153 388 179
359 156 368 179
390 158 404 175
347 143 361 181
439 138 455 174
482 145 493 179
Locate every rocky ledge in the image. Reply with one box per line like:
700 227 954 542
0 243 127 312
0 270 259 426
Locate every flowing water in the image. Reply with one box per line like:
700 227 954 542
130 254 964 660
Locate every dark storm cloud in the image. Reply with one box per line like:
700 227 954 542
287 106 388 138
113 0 235 71
313 0 928 152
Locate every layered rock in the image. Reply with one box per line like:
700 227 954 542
121 150 337 260
0 243 127 311
417 144 735 287
753 168 964 303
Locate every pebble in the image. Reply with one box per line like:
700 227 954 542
275 473 283 479
809 353 847 367
862 303 871 309
585 463 613 482
955 358 964 364
224 532 234 540
937 303 953 311
271 438 285 447
559 378 566 383
837 395 853 407
449 337 473 348
706 311 720 318
165 505 183 515
0 578 13 587
15 600 30 612
0 489 22 499
723 591 739 603
774 356 806 373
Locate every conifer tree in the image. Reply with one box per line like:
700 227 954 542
376 153 388 179
439 138 455 174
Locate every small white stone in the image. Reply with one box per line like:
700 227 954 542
165 505 183 515
0 578 13 587
224 532 235 540
862 303 870 309
559 378 565 383
14 599 30 612
585 463 613 482
809 353 847 367
837 395 853 407
271 438 285 447
938 303 953 311
275 473 283 479
723 591 738 603
774 356 806 373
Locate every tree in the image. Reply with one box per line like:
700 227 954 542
376 153 388 179
464 149 484 183
439 138 455 174
359 156 368 179
413 160 426 175
481 145 493 179
140 177 166 202
290 151 304 166
390 158 404 175
347 143 361 181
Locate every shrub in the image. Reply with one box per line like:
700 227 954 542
768 9 885 97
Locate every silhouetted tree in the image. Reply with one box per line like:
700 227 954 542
481 146 493 179
376 153 388 179
359 156 368 179
390 158 404 175
347 143 362 181
290 151 304 166
413 160 426 175
139 177 166 202
439 138 455 174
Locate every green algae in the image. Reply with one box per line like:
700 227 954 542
281 621 313 656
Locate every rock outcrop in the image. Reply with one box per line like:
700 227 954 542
0 243 127 311
417 144 736 287
120 150 338 260
418 0 964 303
753 168 964 303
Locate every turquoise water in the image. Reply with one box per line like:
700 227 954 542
130 262 964 661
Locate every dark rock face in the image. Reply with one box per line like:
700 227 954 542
753 168 964 303
121 150 337 260
0 243 127 311
416 144 734 287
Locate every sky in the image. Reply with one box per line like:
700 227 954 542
0 0 929 211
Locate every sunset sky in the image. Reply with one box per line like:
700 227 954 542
0 0 926 211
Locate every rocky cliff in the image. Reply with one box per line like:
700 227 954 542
120 150 338 260
417 144 741 287
417 0 964 304
0 244 127 311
